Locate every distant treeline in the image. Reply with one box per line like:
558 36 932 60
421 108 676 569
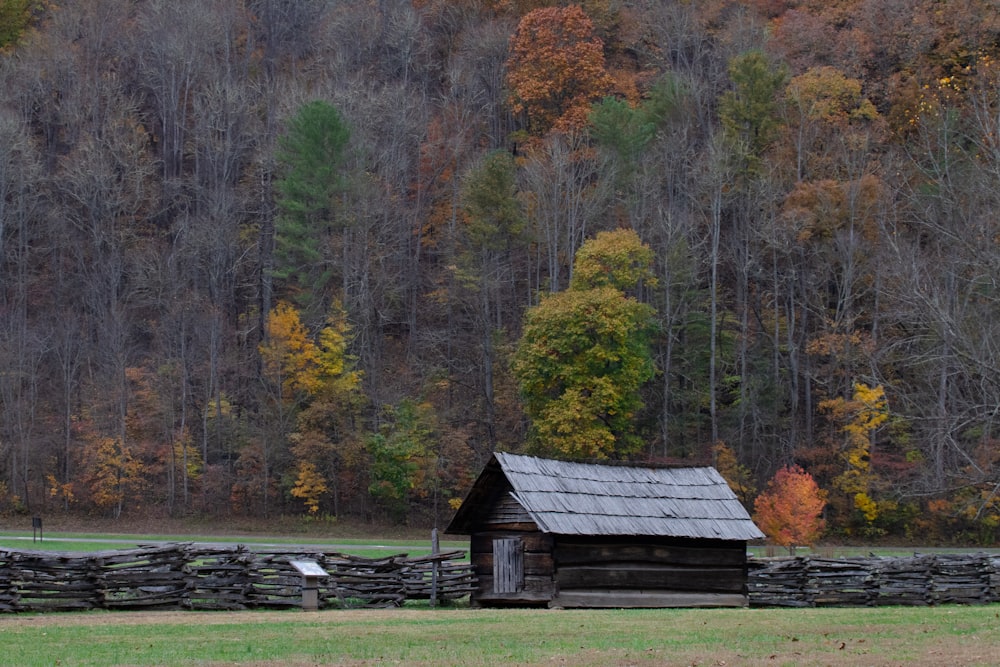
1 0 1000 541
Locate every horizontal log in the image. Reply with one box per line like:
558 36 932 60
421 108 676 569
554 541 746 567
556 564 745 593
105 598 186 609
474 573 554 596
551 590 748 609
470 532 553 555
19 600 95 611
472 588 553 605
477 522 539 532
404 550 466 564
103 574 186 585
189 601 247 611
14 580 97 592
18 590 97 600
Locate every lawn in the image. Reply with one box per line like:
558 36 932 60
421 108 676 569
1 604 998 666
0 529 466 558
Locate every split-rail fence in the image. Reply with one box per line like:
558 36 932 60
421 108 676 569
748 553 1000 607
4 544 999 612
0 543 475 612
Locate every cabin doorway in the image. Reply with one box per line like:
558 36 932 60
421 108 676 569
492 538 523 593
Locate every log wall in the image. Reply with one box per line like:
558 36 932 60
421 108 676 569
749 553 1000 607
551 536 749 608
0 543 475 613
469 529 555 606
470 532 751 608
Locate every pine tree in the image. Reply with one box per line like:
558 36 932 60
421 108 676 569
273 100 351 312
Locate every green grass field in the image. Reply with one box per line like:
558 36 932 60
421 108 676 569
1 604 998 666
0 529 467 559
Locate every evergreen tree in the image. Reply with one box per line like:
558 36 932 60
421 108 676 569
273 100 351 313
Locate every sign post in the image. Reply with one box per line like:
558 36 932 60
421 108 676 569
32 517 42 542
290 560 328 611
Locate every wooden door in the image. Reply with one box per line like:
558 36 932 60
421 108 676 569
492 537 523 593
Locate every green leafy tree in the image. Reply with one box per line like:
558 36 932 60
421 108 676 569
273 100 351 311
0 0 31 49
513 229 657 459
366 399 438 523
457 150 527 449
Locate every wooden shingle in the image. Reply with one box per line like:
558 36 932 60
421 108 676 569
447 453 764 541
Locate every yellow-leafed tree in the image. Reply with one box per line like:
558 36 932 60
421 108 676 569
819 382 889 528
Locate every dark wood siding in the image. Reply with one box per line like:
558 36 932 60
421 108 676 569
487 493 533 525
551 535 749 608
469 529 554 606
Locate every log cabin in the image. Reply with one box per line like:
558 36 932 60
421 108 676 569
446 452 765 608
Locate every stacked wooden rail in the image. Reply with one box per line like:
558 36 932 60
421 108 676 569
0 543 476 613
749 553 1000 607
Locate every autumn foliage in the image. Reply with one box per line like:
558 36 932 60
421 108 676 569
513 229 656 459
505 5 614 134
6 0 1000 540
754 465 828 553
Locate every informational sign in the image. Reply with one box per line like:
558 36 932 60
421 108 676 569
290 560 328 578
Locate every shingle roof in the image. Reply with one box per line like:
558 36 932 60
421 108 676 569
447 452 765 541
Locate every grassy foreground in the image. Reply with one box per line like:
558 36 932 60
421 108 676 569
1 605 998 666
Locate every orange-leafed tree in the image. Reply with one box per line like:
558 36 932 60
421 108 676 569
505 4 614 135
753 465 827 554
80 436 148 520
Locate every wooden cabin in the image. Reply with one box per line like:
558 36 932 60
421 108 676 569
446 453 765 608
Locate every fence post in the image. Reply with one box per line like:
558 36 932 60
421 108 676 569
430 528 439 607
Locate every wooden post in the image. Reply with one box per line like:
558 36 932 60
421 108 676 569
430 528 439 607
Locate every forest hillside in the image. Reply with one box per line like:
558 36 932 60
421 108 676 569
2 0 1000 543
